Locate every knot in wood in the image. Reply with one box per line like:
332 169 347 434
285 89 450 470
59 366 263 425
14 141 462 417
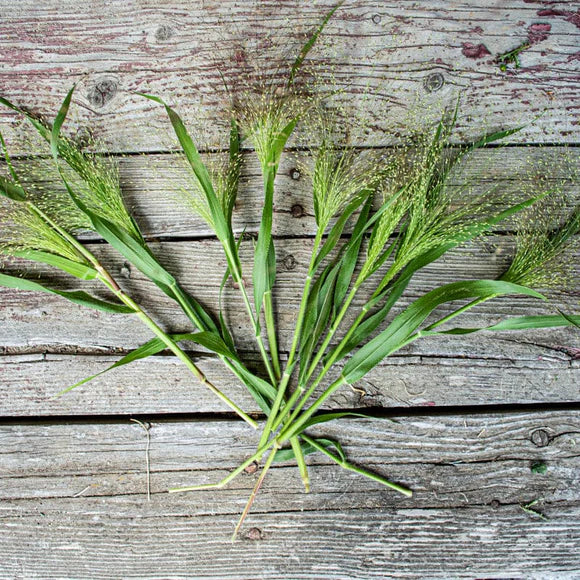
423 73 445 93
247 527 263 540
291 204 305 218
290 168 301 180
120 262 131 279
283 254 297 271
244 461 259 474
372 14 381 24
88 79 118 108
155 25 174 42
530 428 551 447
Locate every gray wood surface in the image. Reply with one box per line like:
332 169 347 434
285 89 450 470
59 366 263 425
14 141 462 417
1 412 579 578
1 0 579 152
0 0 579 577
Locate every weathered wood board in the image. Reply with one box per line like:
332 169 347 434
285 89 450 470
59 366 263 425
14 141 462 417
4 147 579 240
1 237 578 352
1 0 579 153
1 347 577 417
1 412 579 578
0 0 579 577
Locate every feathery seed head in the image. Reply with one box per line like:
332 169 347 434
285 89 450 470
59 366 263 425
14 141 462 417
56 137 141 240
306 115 388 233
0 197 87 263
502 197 580 290
234 87 308 171
178 150 242 228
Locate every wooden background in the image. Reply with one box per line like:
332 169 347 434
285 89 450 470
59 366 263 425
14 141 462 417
1 1 579 578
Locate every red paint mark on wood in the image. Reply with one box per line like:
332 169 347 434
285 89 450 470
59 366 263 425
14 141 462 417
461 42 491 59
528 22 552 44
568 52 580 63
469 26 484 34
537 8 580 29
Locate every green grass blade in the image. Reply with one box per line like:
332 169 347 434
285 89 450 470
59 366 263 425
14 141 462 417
0 174 26 202
274 437 345 463
253 170 276 314
333 194 373 311
342 280 546 384
557 310 580 330
0 272 134 313
9 250 97 280
56 335 169 396
314 193 369 270
140 94 236 254
299 411 394 431
288 1 345 86
419 313 580 336
0 95 50 140
50 85 75 162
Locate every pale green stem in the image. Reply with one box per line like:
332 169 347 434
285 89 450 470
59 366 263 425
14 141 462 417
263 289 281 380
230 259 278 386
300 434 412 497
278 376 347 442
98 274 257 429
258 229 323 449
291 436 310 492
29 202 257 428
169 438 277 493
232 444 279 541
282 295 497 441
275 266 401 431
271 284 367 432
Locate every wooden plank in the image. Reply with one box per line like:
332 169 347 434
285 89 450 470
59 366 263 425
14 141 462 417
1 0 579 153
0 347 577 417
1 237 577 353
0 412 579 577
1 507 579 579
4 147 578 240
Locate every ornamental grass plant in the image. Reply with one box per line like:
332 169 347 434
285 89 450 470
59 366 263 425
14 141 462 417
0 3 578 540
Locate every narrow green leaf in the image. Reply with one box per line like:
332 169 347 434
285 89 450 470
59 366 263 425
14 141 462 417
56 335 169 396
0 174 26 202
299 411 394 431
470 126 524 150
299 263 340 380
56 331 242 397
333 194 373 311
0 272 134 314
0 95 50 140
50 85 76 162
139 94 236 254
274 437 345 463
171 283 219 335
314 193 370 270
288 1 345 85
342 280 546 384
83 208 177 291
253 170 276 314
558 310 580 330
420 313 580 336
9 250 97 280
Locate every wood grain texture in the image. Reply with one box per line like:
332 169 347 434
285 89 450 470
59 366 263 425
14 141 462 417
1 347 577 417
0 0 579 154
1 412 579 578
1 0 579 576
1 237 577 352
5 147 579 240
